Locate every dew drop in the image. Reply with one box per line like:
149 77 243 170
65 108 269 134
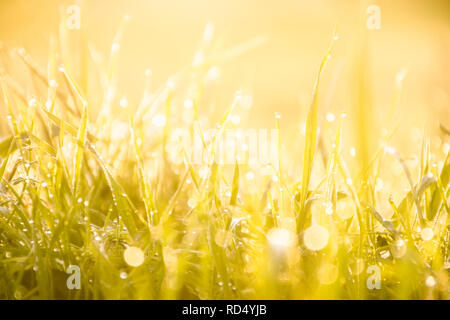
420 227 434 241
124 246 145 267
425 275 436 288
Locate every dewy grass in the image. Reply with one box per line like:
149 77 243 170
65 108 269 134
0 17 448 300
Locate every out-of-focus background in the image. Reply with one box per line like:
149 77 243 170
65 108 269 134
0 0 449 161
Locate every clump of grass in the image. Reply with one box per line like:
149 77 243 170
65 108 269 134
0 19 448 300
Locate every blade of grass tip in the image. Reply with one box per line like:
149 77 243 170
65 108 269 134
0 152 11 180
59 5 71 75
198 22 215 56
419 134 429 178
297 31 337 232
388 68 408 126
73 103 88 198
324 116 343 214
40 105 78 136
59 66 86 108
430 153 450 226
15 48 49 88
47 36 57 104
40 103 96 142
275 113 282 180
215 94 241 139
440 123 450 136
0 42 12 74
367 205 399 236
136 69 153 116
59 68 82 117
352 30 374 190
354 120 400 182
191 104 208 155
369 67 407 201
55 120 69 205
336 154 366 235
319 59 344 162
34 104 54 145
163 86 173 161
422 172 439 222
107 15 130 84
181 146 200 190
259 180 273 213
415 173 436 199
2 75 27 106
209 161 222 211
130 117 155 228
389 196 412 239
207 93 242 167
135 81 176 133
28 133 56 157
275 114 298 223
317 136 328 171
388 196 426 271
0 136 16 158
420 138 430 224
230 161 239 206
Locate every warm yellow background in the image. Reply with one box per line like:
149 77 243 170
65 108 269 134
0 0 449 151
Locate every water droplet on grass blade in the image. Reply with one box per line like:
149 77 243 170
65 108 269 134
391 239 407 258
326 113 335 122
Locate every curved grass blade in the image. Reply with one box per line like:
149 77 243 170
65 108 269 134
297 31 337 232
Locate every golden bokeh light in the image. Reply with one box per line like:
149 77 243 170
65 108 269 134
124 246 145 267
